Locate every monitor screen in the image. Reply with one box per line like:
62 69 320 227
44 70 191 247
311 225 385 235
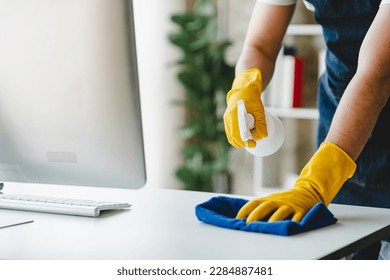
0 0 146 189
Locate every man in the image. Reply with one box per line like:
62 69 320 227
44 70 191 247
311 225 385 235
223 0 390 259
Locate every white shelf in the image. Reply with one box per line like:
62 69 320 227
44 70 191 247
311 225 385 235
253 23 322 196
266 106 319 120
286 24 322 36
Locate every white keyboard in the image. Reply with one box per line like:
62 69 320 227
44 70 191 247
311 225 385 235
0 194 131 217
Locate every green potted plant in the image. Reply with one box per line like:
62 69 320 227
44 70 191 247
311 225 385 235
168 0 235 192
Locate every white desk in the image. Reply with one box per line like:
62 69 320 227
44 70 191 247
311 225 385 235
1 182 390 260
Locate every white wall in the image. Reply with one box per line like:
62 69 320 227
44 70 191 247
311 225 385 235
133 0 186 189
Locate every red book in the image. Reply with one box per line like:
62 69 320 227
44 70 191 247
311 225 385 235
292 57 304 108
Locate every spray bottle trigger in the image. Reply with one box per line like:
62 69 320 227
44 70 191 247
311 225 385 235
237 100 255 146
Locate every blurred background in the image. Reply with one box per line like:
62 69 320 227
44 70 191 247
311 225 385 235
134 0 325 196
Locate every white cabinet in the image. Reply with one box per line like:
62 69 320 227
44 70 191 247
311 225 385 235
265 24 323 120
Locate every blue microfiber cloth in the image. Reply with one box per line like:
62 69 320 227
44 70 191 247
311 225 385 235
195 196 337 236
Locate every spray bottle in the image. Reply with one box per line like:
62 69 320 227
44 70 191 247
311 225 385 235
237 100 285 157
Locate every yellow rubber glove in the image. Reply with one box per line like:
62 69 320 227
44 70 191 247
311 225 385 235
223 68 268 148
236 142 357 223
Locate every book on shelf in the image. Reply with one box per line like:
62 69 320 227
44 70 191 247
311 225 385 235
292 55 304 108
318 48 326 78
262 46 305 109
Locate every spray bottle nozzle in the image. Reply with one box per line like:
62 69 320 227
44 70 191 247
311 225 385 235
237 100 255 146
236 99 285 157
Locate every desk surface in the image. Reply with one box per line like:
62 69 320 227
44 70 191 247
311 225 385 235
1 182 390 260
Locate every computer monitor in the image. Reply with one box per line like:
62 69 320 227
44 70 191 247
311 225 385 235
0 0 146 189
